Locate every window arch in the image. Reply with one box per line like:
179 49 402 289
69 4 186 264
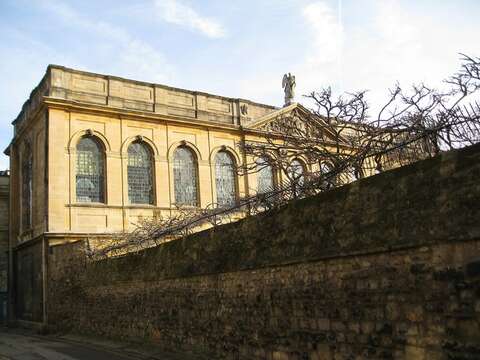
173 146 198 206
76 136 105 203
128 141 154 204
341 165 361 184
215 151 236 207
256 156 275 194
320 161 332 175
288 159 305 197
319 161 335 189
22 142 32 230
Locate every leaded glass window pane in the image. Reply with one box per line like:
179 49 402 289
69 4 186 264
173 147 198 206
320 162 332 174
256 157 274 194
215 151 236 207
289 159 305 184
76 137 105 203
128 142 154 204
320 161 335 189
341 165 360 183
288 159 305 196
22 145 32 230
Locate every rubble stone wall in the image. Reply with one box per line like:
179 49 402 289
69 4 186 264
47 144 480 360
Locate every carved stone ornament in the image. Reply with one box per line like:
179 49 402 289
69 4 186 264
86 129 94 136
282 73 296 106
180 140 187 146
220 145 227 151
240 104 248 115
136 135 144 142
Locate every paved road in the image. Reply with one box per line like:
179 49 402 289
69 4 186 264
0 328 203 360
0 331 142 360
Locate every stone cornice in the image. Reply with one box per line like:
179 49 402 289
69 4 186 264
8 65 279 154
47 64 277 109
5 102 48 155
44 97 243 133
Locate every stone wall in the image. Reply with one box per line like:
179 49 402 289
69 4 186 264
0 173 8 322
47 144 480 359
15 240 43 322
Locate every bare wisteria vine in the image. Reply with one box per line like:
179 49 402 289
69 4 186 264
89 54 480 259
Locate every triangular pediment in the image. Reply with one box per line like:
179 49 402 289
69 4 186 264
246 103 347 144
247 102 302 130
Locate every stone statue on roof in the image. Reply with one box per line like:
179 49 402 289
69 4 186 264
282 73 296 106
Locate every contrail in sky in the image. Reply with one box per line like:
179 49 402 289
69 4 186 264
338 0 344 93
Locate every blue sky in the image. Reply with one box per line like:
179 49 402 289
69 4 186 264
0 0 479 169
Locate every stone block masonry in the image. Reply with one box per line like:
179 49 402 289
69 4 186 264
0 173 9 323
46 143 480 359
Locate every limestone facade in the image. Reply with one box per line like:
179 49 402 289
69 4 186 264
7 66 336 322
7 65 286 246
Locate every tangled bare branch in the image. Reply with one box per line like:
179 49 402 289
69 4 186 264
88 54 480 259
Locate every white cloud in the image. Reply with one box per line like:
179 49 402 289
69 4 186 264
302 2 343 67
235 1 344 107
293 0 479 115
297 1 344 102
154 0 226 38
0 0 178 169
0 28 82 170
36 0 175 83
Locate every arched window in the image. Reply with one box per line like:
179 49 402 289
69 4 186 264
320 162 332 175
128 141 154 204
256 156 274 194
22 143 32 230
341 165 361 184
215 151 236 207
319 161 335 189
173 146 198 206
288 159 305 197
76 136 105 203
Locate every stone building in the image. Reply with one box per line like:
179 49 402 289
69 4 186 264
0 171 9 323
5 65 366 324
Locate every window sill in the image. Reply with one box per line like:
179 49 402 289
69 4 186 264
126 204 157 209
66 203 170 210
171 205 201 210
67 203 108 208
